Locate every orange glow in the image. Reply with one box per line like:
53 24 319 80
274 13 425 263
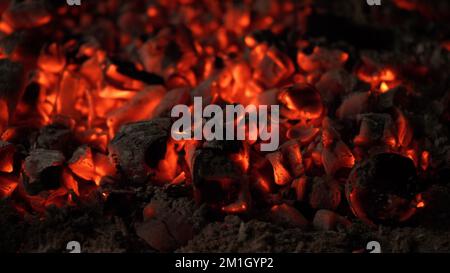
230 145 250 173
245 35 257 48
155 141 179 183
420 150 430 171
380 82 389 93
0 175 18 198
0 21 13 34
406 149 417 165
106 86 165 137
69 146 115 186
416 201 425 208
0 100 8 134
443 41 450 51
147 6 159 17
380 69 396 81
222 201 247 214
171 171 186 185
0 142 15 173
38 43 66 73
62 169 79 196
266 152 292 186
257 177 272 193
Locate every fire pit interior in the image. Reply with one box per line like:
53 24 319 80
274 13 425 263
0 0 449 253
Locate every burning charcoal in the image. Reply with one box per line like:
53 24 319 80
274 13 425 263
354 113 396 147
36 123 74 155
309 176 341 211
278 83 323 121
0 173 19 199
268 204 309 229
251 45 294 88
0 141 15 173
136 190 197 252
108 59 165 86
22 149 65 195
336 92 370 120
315 69 356 104
280 140 304 177
68 146 115 186
286 125 320 144
297 47 348 73
1 0 51 30
37 43 66 73
0 59 26 134
106 86 166 136
151 87 190 118
292 176 309 202
346 153 422 225
193 140 250 213
313 209 351 231
0 30 45 62
321 118 355 175
108 118 172 182
266 151 292 186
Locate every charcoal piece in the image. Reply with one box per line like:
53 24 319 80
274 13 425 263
152 87 190 118
312 209 351 231
266 151 292 186
0 30 45 62
354 113 394 146
346 153 420 225
278 83 323 121
0 173 19 198
268 204 309 229
192 142 248 211
22 149 65 195
136 189 198 252
0 141 15 173
36 123 74 155
109 58 165 86
108 118 172 182
0 59 25 133
309 176 341 210
2 0 51 29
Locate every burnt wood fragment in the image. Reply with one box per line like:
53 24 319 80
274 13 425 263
346 153 420 225
108 118 172 182
22 149 65 195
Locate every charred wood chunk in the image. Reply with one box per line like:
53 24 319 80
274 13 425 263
0 141 15 173
68 145 115 185
313 209 351 231
346 153 420 225
278 83 323 121
22 149 65 195
2 0 51 29
136 190 197 252
266 151 292 186
193 141 249 212
36 123 74 156
0 173 19 199
109 58 165 86
108 118 172 182
0 30 46 62
268 203 309 229
354 113 395 147
309 176 341 211
0 59 25 133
